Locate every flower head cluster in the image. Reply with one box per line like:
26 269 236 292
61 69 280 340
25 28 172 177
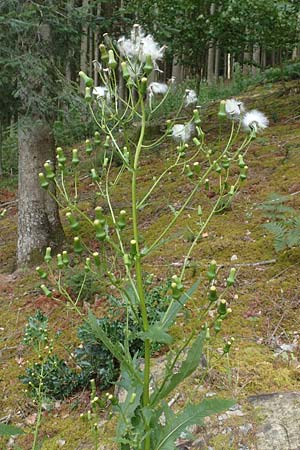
118 24 165 77
225 98 268 133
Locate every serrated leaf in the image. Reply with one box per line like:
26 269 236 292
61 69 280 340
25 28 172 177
0 423 25 436
139 324 173 344
153 398 235 450
151 331 205 405
159 279 200 331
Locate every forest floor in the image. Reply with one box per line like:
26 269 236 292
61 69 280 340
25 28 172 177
1 79 300 450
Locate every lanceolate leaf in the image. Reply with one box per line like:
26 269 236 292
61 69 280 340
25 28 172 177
0 423 25 436
151 331 205 405
153 398 235 450
159 279 201 331
87 310 143 385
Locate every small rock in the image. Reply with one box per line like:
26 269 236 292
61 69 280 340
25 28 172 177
239 423 253 435
231 254 238 261
57 439 66 447
218 413 228 421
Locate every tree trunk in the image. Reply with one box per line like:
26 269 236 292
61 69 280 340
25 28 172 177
207 3 215 85
17 118 64 266
252 45 260 75
172 57 183 83
80 0 89 92
214 44 220 82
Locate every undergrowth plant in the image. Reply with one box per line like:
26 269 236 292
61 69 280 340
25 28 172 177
36 24 269 450
258 192 300 251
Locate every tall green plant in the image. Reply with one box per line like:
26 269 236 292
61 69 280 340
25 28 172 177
37 24 268 450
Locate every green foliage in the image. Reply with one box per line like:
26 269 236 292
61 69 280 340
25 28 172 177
0 122 18 175
64 270 101 304
20 355 80 400
0 424 25 436
259 193 300 251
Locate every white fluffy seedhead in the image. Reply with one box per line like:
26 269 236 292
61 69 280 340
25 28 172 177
184 89 198 107
242 109 269 132
172 123 194 143
225 99 245 119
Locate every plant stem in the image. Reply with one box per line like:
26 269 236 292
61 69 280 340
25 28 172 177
131 94 151 450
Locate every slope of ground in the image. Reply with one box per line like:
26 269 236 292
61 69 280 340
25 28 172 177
1 79 300 449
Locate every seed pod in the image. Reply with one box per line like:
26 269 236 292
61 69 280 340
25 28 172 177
99 44 109 64
94 131 101 145
208 286 218 302
140 77 148 96
121 61 130 80
94 219 106 241
193 109 201 125
193 162 200 175
218 299 227 316
85 139 92 155
117 210 126 230
56 147 67 166
85 87 92 103
62 251 69 266
93 252 101 267
95 207 105 224
44 162 55 180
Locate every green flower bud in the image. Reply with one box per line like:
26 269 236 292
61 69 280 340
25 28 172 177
121 61 130 80
62 251 69 266
130 239 137 256
193 137 201 146
91 168 98 181
214 162 222 174
39 173 49 189
193 109 201 125
208 286 218 302
117 210 126 230
94 219 106 241
93 252 101 267
66 212 79 231
240 165 248 181
218 299 227 316
85 87 92 103
238 154 246 168
84 257 91 272
108 49 117 70
205 327 210 340
99 44 109 63
207 260 217 280
85 139 92 155
205 178 210 190
44 247 52 263
214 318 222 333
44 162 55 180
143 55 153 75
140 77 148 95
229 185 235 196
94 131 101 145
56 147 67 166
57 253 64 269
222 156 230 169
104 136 110 148
223 338 234 354
74 237 83 255
72 149 80 166
41 284 52 298
218 100 226 120
226 267 236 287
36 266 47 279
79 71 93 87
186 164 193 178
193 161 200 175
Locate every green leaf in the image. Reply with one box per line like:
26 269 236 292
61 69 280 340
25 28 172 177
153 398 235 450
159 279 200 331
0 423 25 436
151 331 205 405
139 324 173 345
87 310 143 385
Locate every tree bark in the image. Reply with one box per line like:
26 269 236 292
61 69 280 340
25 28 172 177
207 3 215 85
80 0 90 92
17 119 64 266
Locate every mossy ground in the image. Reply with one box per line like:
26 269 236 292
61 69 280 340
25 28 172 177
1 80 300 449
